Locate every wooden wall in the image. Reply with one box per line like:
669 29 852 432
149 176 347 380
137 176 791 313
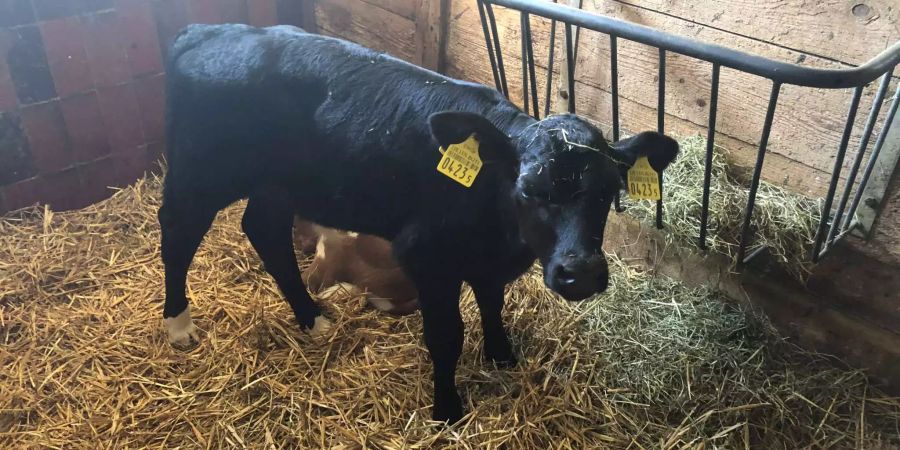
312 0 446 71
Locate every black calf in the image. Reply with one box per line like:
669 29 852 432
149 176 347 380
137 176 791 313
159 24 678 423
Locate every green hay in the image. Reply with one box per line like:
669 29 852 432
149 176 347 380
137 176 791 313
623 135 823 280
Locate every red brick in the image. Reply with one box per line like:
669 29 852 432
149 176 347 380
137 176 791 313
112 147 150 183
115 0 164 77
78 155 117 202
0 77 15 112
0 112 34 185
40 17 94 98
21 101 72 172
152 0 190 60
32 0 79 21
2 176 42 210
248 0 278 27
42 167 86 210
82 11 131 88
60 92 111 162
134 74 165 143
80 0 114 14
0 30 17 111
188 0 222 24
96 83 144 153
0 0 35 27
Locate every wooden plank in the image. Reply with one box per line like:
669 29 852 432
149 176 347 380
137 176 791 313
554 5 891 174
611 0 899 66
414 0 449 71
315 0 417 62
358 0 417 20
867 181 900 264
445 1 894 183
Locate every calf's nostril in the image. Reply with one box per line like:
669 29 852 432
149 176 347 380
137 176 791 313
555 266 578 285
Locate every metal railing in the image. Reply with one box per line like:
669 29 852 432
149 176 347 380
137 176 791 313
476 0 900 265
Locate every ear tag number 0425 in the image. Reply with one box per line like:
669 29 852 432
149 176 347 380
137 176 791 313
437 134 483 188
627 156 661 201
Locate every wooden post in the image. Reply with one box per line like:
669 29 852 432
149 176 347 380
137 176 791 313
415 0 449 72
552 0 581 114
299 0 318 33
276 0 317 31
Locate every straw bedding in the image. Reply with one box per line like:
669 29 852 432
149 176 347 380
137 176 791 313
1 174 898 449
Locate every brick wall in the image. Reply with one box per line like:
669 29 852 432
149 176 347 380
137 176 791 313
0 0 304 213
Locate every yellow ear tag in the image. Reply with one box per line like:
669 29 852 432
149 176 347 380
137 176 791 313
627 156 661 200
436 134 482 188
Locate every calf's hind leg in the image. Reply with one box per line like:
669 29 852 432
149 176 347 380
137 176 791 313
159 200 217 346
242 190 331 335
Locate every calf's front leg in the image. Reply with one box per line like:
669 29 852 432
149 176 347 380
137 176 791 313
470 280 515 366
417 279 465 423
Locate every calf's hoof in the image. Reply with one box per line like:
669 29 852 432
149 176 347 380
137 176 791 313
308 315 333 337
485 338 517 368
165 305 200 347
432 393 464 424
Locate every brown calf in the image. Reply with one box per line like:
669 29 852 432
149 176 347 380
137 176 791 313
293 218 419 315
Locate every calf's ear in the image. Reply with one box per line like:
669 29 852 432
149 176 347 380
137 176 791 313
610 131 679 172
428 111 516 162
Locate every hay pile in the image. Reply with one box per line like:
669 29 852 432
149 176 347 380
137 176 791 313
1 175 898 448
623 136 821 280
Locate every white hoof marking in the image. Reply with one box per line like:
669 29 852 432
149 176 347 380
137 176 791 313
367 297 395 312
317 282 362 300
166 305 200 346
309 315 333 336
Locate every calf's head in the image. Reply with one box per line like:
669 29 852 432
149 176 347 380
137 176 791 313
430 112 678 301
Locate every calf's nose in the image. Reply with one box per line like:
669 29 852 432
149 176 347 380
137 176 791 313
553 254 607 285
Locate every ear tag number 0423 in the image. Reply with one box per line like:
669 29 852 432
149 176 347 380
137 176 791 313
437 134 483 188
627 156 661 201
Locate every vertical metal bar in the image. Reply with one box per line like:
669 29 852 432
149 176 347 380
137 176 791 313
484 3 508 98
544 19 556 118
736 82 781 266
610 37 621 142
657 49 666 133
829 70 893 235
846 84 900 231
475 0 502 93
523 13 540 119
698 64 721 250
564 23 576 113
610 35 623 212
655 49 666 229
812 86 863 262
519 13 530 116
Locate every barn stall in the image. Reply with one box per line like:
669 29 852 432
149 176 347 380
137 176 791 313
1 0 899 448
